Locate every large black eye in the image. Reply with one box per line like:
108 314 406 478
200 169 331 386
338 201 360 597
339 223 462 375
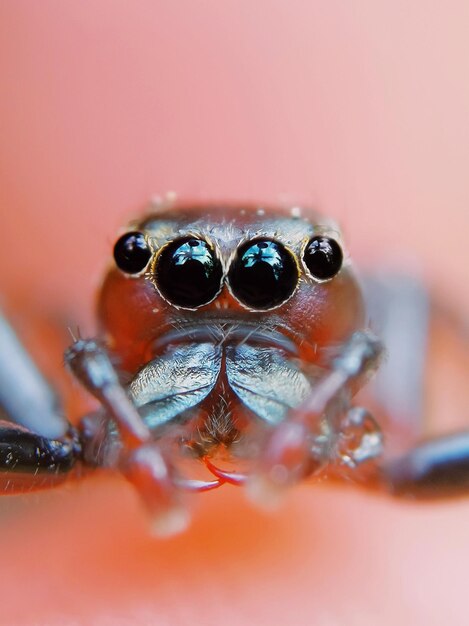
114 231 152 274
228 239 298 310
155 237 223 308
303 236 343 280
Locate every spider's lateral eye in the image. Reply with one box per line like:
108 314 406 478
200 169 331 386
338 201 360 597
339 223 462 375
113 231 152 274
155 237 223 309
228 239 298 310
303 236 343 280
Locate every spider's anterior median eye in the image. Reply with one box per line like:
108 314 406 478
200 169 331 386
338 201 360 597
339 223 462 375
114 231 152 274
155 237 223 308
303 236 343 281
228 239 298 310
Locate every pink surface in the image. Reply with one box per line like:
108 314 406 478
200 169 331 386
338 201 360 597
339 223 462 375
0 2 468 625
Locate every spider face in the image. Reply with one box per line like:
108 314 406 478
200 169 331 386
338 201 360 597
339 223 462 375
2 200 462 536
100 204 365 376
96 204 366 461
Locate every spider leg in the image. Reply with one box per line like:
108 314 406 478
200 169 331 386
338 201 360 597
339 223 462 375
65 339 190 534
0 422 80 493
378 432 469 498
248 330 384 500
0 310 68 439
0 311 82 492
361 274 430 442
363 274 469 498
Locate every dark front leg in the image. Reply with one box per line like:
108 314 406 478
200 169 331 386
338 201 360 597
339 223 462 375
0 311 81 492
0 422 81 493
381 432 469 498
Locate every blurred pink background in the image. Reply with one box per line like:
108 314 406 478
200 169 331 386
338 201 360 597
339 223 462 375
0 2 468 625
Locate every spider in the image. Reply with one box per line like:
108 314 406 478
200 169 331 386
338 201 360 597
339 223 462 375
0 202 467 534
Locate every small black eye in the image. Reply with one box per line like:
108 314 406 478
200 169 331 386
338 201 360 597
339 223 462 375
228 239 298 310
303 236 343 280
155 237 223 308
113 231 152 274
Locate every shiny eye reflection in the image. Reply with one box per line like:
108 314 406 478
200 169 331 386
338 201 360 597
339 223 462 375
113 231 152 274
155 237 223 308
303 236 343 281
228 239 298 310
